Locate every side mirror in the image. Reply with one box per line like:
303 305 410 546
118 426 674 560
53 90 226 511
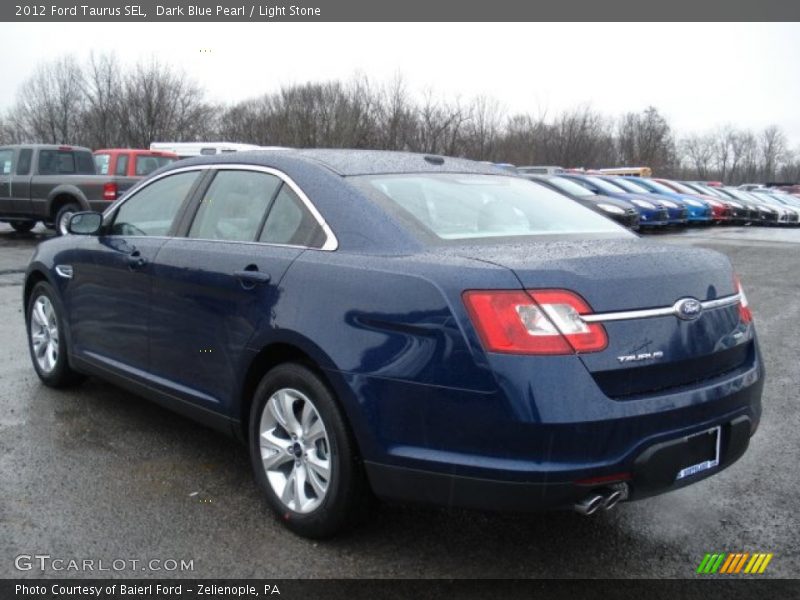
68 211 103 235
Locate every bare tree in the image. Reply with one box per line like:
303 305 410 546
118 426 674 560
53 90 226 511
7 56 86 144
2 55 797 185
82 52 124 149
118 58 215 147
617 106 676 173
759 125 787 182
681 134 715 179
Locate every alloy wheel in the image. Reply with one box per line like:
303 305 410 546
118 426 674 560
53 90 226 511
30 295 59 374
258 387 332 514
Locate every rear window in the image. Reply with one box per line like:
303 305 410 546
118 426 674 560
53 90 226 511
135 155 176 176
38 150 96 175
353 174 628 241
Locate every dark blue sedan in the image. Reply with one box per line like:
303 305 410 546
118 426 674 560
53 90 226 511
24 150 764 537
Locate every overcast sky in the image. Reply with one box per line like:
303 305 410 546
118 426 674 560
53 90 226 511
1 22 798 145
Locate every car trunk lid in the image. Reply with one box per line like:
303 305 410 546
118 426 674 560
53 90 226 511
456 238 753 397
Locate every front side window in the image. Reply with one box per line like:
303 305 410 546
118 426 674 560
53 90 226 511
259 185 326 248
189 170 281 242
353 174 628 241
111 171 200 236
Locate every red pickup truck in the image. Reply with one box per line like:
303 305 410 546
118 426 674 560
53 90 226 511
93 149 179 178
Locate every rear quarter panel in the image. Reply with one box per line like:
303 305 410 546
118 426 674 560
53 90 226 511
242 250 519 462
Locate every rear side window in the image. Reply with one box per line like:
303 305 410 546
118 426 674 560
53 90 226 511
111 171 200 236
188 170 281 242
75 151 95 173
38 150 96 175
259 185 326 248
94 153 110 175
0 149 14 175
115 154 129 176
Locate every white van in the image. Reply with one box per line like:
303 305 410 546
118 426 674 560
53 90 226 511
149 142 267 159
517 165 565 175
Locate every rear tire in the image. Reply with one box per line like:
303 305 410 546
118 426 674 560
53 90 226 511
249 363 369 538
26 281 85 388
10 220 36 233
55 203 80 236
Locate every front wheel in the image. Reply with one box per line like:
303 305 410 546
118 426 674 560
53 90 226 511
249 363 369 538
55 203 81 236
27 281 85 387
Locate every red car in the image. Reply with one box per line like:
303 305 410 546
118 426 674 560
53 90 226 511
93 148 179 179
655 179 732 223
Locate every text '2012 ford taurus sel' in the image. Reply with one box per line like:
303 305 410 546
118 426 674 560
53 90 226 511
24 150 763 538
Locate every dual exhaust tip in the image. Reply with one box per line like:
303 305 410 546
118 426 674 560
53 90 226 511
573 484 628 516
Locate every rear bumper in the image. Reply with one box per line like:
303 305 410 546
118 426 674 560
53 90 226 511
355 332 763 512
366 408 758 512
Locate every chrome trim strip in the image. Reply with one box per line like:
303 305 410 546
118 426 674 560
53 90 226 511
104 163 339 252
55 265 73 279
700 294 742 310
582 293 741 323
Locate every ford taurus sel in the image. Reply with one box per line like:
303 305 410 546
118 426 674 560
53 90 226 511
24 150 764 538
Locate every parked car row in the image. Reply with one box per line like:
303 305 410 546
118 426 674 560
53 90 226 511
516 170 800 232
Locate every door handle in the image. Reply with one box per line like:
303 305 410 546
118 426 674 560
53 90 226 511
128 249 147 270
234 269 271 285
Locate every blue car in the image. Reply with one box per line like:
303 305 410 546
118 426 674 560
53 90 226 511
24 150 763 537
560 173 671 228
604 176 690 225
625 177 713 223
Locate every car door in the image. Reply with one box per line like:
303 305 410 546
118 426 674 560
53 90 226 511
67 169 205 374
10 148 33 214
148 167 329 412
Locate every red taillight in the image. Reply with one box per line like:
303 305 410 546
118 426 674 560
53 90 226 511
735 276 752 323
463 289 608 355
103 182 118 201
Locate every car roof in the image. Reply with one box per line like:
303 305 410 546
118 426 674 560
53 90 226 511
0 144 92 152
172 148 505 177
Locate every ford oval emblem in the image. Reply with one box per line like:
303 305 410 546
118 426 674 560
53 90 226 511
674 297 703 321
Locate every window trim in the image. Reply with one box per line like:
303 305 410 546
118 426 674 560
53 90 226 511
106 163 338 251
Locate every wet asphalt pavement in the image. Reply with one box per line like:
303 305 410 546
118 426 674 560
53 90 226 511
0 223 798 579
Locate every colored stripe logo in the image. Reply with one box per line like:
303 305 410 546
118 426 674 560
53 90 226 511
697 553 773 574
